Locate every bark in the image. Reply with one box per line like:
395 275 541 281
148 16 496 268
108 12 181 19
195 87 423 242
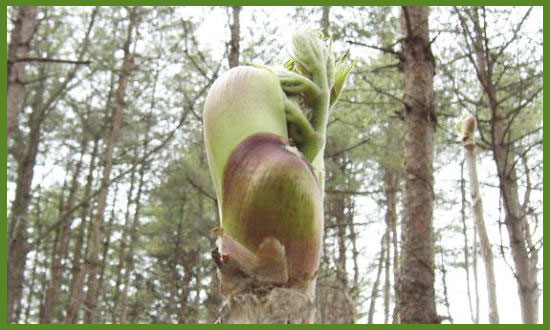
399 6 439 324
466 6 539 323
7 6 38 139
7 75 46 324
83 9 138 322
462 130 499 323
228 6 241 68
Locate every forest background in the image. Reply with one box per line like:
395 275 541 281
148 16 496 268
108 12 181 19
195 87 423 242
3 5 543 324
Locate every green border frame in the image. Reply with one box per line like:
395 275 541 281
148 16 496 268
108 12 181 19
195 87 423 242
2 3 546 327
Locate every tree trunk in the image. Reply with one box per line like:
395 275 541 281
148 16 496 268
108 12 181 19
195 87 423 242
459 161 476 323
334 196 353 323
23 190 44 323
228 6 241 68
399 6 439 324
65 136 99 323
383 163 398 324
461 119 499 323
118 154 148 324
472 225 480 323
83 9 138 322
112 164 137 323
7 6 38 139
40 139 88 323
367 234 386 324
383 228 391 324
7 75 46 324
467 6 539 324
320 6 331 37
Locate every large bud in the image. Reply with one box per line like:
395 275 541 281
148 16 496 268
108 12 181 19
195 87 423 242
221 133 324 285
203 66 288 204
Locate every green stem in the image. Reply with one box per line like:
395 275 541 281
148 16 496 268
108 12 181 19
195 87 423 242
278 70 321 98
309 70 330 143
284 97 322 162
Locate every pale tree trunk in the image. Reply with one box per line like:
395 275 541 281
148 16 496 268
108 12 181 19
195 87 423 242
228 6 241 68
459 161 476 323
83 9 139 323
472 225 480 323
464 6 539 323
461 116 499 323
399 6 439 324
7 6 38 139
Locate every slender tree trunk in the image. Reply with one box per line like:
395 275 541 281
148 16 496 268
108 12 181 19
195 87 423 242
23 190 43 323
83 10 138 322
117 68 157 323
334 196 352 323
349 207 360 321
111 166 137 323
95 184 120 320
461 119 499 323
473 225 480 323
468 6 539 323
399 6 438 324
383 228 391 324
383 164 398 324
367 234 386 324
320 6 331 37
7 6 38 139
64 136 99 323
40 139 87 323
438 252 453 323
118 156 148 324
391 208 400 324
228 6 241 68
460 161 476 323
